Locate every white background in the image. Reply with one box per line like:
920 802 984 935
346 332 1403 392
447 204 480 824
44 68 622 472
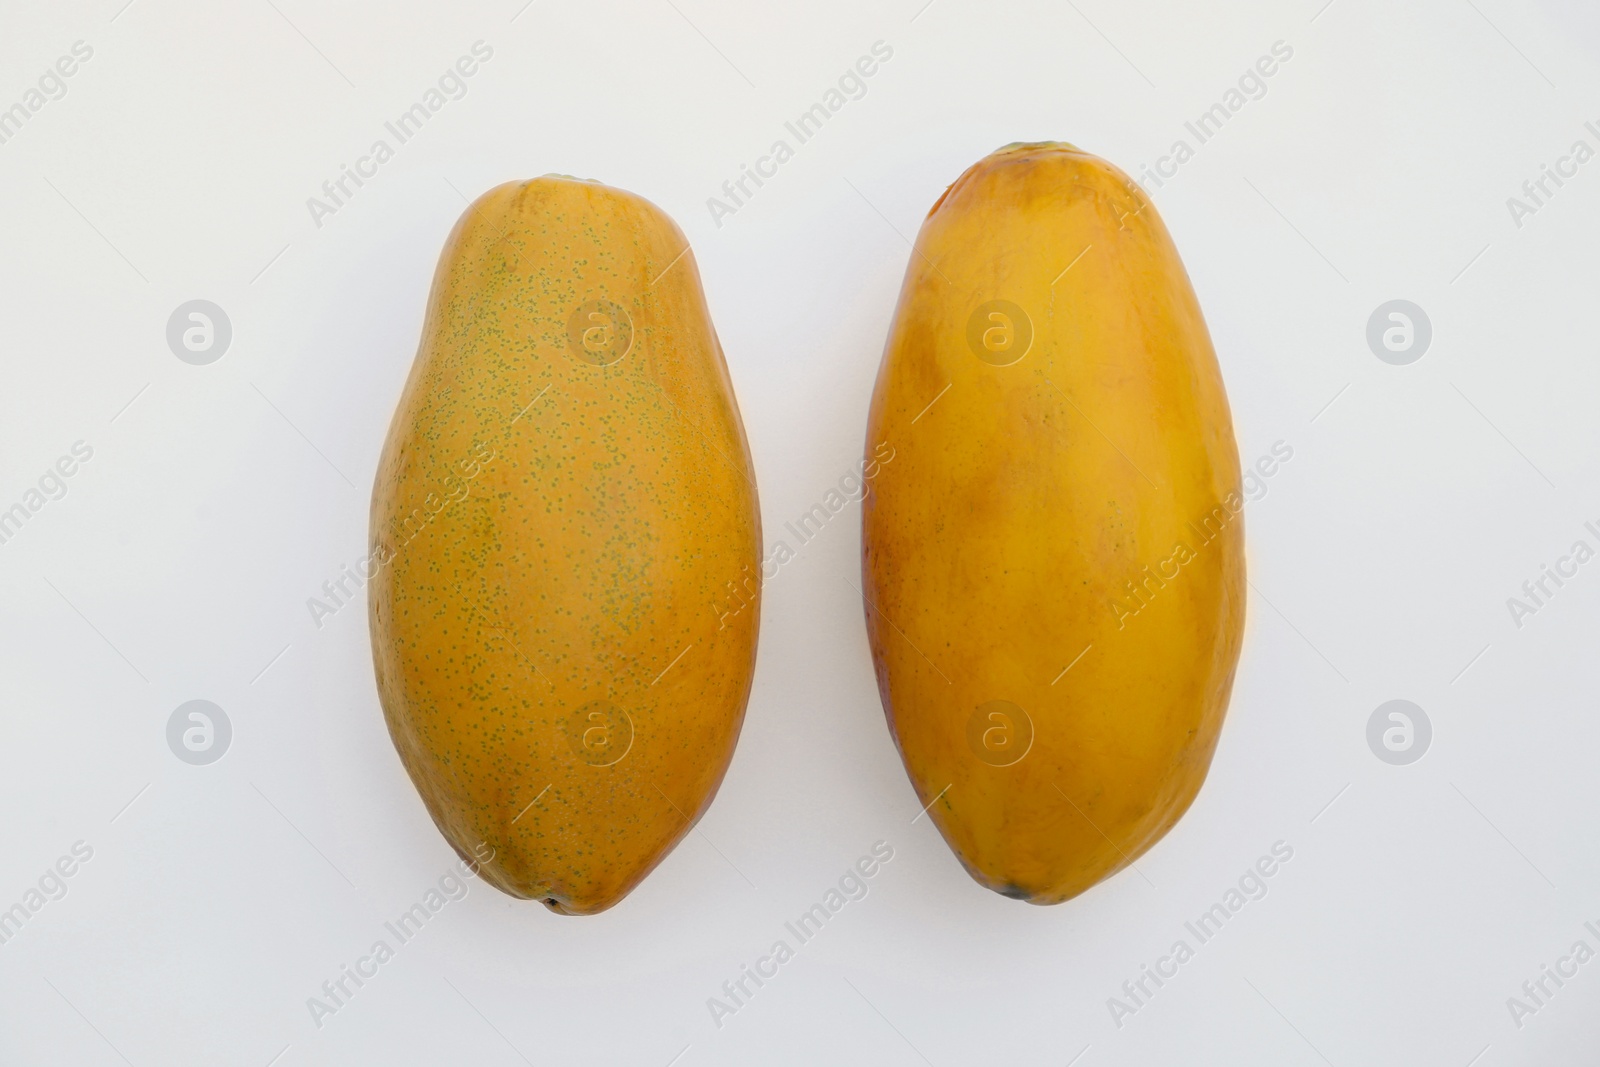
1 0 1598 1063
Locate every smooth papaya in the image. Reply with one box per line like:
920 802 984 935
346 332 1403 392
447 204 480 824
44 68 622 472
860 143 1245 904
370 176 761 915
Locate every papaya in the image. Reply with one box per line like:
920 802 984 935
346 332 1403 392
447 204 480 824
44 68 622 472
860 143 1245 904
370 176 761 915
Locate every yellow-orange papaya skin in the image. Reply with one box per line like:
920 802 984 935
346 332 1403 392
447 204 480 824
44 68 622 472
861 143 1245 904
370 177 761 915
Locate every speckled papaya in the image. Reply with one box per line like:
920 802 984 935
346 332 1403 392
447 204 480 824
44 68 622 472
861 143 1245 904
370 176 761 915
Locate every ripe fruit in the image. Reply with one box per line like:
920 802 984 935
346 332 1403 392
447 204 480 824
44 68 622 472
861 143 1245 904
370 177 761 915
